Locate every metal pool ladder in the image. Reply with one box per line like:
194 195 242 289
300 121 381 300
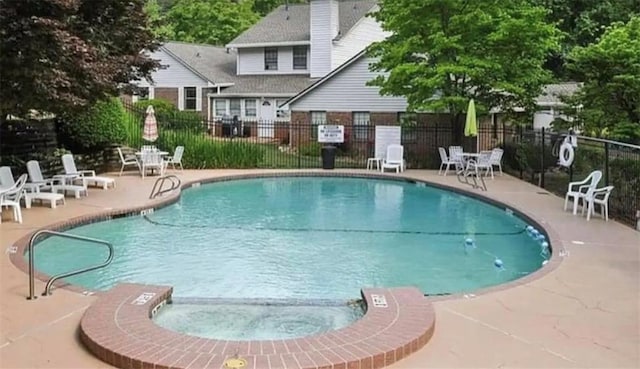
27 230 114 300
455 159 487 191
149 175 181 199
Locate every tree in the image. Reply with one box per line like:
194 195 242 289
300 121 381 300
252 0 307 17
0 0 160 119
145 0 174 40
560 17 640 143
167 0 260 45
368 0 561 136
531 0 640 78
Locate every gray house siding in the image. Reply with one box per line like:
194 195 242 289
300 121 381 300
237 47 309 75
310 0 337 78
290 55 408 112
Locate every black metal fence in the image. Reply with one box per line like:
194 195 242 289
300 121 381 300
498 126 640 227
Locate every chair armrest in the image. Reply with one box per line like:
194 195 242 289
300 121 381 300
78 170 96 177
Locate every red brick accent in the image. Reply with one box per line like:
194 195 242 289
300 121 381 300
154 87 179 108
201 88 212 119
79 283 436 369
370 112 398 126
327 112 352 126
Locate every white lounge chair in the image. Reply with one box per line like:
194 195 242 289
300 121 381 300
582 185 614 221
164 146 184 171
438 147 457 176
61 154 116 190
564 170 602 215
117 147 140 176
0 174 27 224
381 144 405 173
27 160 80 202
474 151 494 178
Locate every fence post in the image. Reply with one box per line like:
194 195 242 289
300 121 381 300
604 142 610 186
540 127 545 188
297 122 302 169
518 125 523 179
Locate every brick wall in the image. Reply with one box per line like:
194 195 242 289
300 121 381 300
371 112 398 126
154 88 179 108
201 88 211 119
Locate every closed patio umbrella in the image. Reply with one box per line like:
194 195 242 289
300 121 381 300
142 105 158 142
464 99 478 137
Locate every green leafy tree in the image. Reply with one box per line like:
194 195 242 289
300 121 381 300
368 0 562 134
167 0 260 45
560 17 640 143
531 0 640 78
0 0 160 119
252 0 307 16
145 0 174 40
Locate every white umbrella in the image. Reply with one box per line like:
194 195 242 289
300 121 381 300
142 105 158 142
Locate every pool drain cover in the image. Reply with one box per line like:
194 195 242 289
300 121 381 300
224 357 247 369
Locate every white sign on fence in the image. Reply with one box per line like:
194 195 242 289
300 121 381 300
318 125 345 143
375 126 402 159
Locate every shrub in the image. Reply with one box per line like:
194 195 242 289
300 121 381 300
57 97 127 152
158 130 264 168
133 98 204 131
298 141 322 156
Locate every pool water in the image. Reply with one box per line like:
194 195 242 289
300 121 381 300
153 300 364 340
30 177 548 299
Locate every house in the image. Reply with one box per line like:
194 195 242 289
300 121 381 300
130 0 386 138
533 82 582 129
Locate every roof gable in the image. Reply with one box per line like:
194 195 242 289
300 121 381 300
227 1 377 48
161 42 236 84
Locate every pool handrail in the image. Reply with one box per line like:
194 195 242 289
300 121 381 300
27 230 114 300
149 175 181 199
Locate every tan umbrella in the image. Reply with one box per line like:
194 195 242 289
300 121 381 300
142 105 158 142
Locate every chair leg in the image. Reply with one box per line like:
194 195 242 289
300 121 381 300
119 164 125 176
564 195 569 211
438 163 443 175
586 201 593 221
604 204 609 221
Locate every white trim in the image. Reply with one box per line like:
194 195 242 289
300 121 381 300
196 87 202 111
149 87 155 100
227 41 311 49
178 88 184 110
207 92 294 98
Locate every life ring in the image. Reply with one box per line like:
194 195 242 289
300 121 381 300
558 142 574 167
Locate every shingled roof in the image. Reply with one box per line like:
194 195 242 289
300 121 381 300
535 83 582 106
161 42 236 84
227 1 377 47
215 75 316 96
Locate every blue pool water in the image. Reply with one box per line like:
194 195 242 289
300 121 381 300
30 177 548 299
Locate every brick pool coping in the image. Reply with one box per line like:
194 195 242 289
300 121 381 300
79 283 435 369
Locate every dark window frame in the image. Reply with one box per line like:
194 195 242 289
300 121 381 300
264 47 278 70
292 46 308 70
184 87 197 110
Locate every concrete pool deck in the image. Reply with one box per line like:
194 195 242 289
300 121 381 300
0 169 638 368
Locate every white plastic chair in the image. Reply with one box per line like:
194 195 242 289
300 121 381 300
117 147 140 176
0 166 14 189
448 146 463 165
381 144 405 173
0 174 27 224
489 148 504 176
564 170 602 215
62 153 115 189
438 147 457 176
164 146 184 171
582 185 614 221
140 151 166 179
475 151 494 178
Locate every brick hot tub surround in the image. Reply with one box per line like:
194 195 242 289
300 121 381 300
80 283 435 369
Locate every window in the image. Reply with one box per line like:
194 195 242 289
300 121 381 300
293 46 308 70
184 87 197 110
214 99 227 116
245 99 257 117
229 99 241 118
311 111 326 139
398 112 417 142
276 99 290 119
352 112 370 141
264 47 278 70
135 87 149 101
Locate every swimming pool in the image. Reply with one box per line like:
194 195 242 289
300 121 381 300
29 176 549 299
